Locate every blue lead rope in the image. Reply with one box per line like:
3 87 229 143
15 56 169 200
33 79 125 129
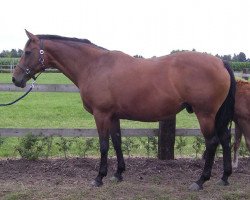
0 81 35 107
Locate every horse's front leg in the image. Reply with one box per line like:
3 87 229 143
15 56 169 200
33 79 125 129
91 112 111 187
110 118 125 182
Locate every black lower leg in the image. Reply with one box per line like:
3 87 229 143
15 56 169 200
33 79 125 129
219 129 232 185
111 132 125 181
196 136 219 188
94 137 109 186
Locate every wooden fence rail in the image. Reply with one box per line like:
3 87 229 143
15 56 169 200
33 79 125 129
0 83 79 92
0 127 212 137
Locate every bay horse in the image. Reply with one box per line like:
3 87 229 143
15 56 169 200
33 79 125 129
232 80 250 168
12 30 236 190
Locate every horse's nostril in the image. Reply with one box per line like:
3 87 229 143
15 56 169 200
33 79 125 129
12 77 16 83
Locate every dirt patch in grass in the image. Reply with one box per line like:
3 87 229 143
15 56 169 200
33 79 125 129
0 157 249 200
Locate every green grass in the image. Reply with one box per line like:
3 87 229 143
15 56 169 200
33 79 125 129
0 91 198 128
0 92 87 128
0 137 19 157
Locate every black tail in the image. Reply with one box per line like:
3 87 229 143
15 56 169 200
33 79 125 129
215 61 236 135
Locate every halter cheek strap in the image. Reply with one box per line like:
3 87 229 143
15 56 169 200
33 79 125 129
39 40 46 72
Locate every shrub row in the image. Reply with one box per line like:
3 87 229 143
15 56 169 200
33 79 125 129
0 58 19 65
0 133 249 160
230 62 250 71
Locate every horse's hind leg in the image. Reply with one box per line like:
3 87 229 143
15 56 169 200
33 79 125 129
189 114 219 190
232 122 242 168
217 128 232 186
110 118 125 182
233 120 250 168
191 135 219 190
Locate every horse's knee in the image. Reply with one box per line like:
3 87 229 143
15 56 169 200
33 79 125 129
100 139 109 155
206 136 219 150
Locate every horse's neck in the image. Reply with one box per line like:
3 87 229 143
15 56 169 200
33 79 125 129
46 41 105 87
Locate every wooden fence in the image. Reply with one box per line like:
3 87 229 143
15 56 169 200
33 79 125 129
0 83 79 92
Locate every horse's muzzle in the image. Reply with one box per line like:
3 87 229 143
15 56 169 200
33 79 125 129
12 76 26 88
12 77 16 84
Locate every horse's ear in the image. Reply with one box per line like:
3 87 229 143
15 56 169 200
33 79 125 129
25 29 38 41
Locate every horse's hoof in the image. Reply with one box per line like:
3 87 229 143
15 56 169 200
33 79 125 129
216 179 229 186
91 180 103 187
189 182 203 191
110 175 123 183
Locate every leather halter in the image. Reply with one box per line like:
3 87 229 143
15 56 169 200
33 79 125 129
16 40 46 80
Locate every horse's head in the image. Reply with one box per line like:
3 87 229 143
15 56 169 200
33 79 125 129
12 30 46 88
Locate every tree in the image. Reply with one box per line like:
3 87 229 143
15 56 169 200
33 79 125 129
0 50 11 58
170 49 186 54
10 49 18 57
238 52 246 62
232 52 247 62
222 55 232 61
17 49 23 57
134 55 144 58
0 49 23 58
232 53 238 61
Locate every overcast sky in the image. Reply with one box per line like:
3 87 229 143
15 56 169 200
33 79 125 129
0 0 249 58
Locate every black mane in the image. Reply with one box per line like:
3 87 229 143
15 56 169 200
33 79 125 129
36 34 108 50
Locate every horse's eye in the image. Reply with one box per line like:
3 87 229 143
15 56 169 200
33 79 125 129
25 51 31 55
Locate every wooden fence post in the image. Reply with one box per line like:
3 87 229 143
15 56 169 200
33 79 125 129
158 116 176 160
242 68 249 80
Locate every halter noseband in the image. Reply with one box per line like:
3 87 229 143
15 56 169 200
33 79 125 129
16 39 46 80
